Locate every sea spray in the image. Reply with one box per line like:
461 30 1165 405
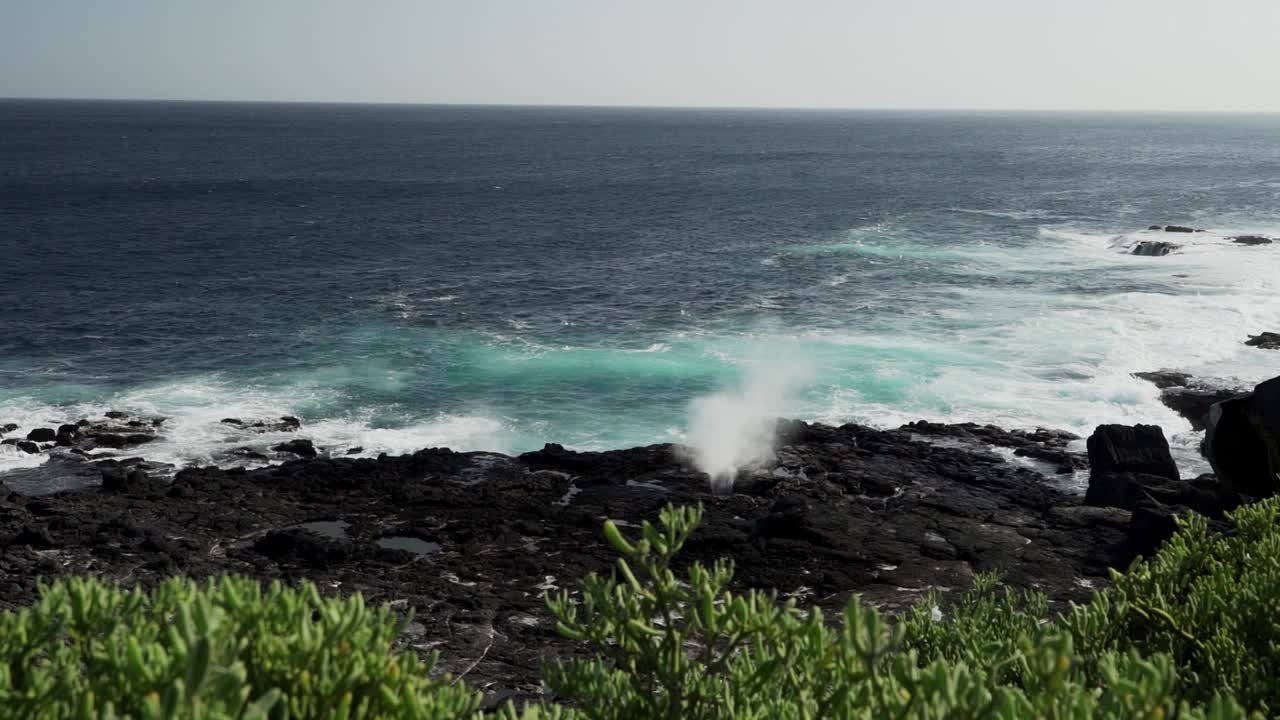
683 347 814 494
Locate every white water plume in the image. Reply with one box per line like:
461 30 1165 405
684 347 814 494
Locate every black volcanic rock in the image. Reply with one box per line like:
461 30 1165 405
1 423 17 434
16 441 39 455
1133 370 1192 389
26 428 56 443
1205 376 1280 499
1131 240 1180 256
1245 332 1280 350
89 433 157 449
1147 225 1164 230
1133 372 1250 432
105 411 129 420
1164 225 1196 233
1161 386 1246 431
0 420 1152 698
1231 235 1273 245
272 438 317 458
1086 424 1179 483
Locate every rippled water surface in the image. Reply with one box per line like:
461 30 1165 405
3 101 1278 474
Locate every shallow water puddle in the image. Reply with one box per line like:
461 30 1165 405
295 520 350 539
377 536 442 555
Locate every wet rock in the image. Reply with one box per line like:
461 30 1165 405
0 439 17 446
1086 424 1179 481
16 441 40 455
1 423 17 434
26 428 56 443
1147 224 1164 230
89 433 157 449
225 416 302 433
272 439 317 458
1133 370 1192 389
1245 332 1280 350
1161 386 1246 432
346 447 364 455
1164 225 1196 233
228 447 270 463
1231 235 1273 245
105 411 129 420
1131 240 1180 256
1205 375 1280 499
98 461 158 492
55 424 81 447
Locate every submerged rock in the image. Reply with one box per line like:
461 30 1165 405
1131 240 1180 256
1164 225 1196 233
272 438 317 458
1231 235 1273 245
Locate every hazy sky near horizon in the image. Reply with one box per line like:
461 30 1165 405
3 0 1279 112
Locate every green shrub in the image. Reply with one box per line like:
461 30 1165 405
0 576 481 719
1061 500 1280 713
538 504 1264 719
5 498 1278 718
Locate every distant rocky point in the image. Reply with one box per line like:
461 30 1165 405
1245 332 1280 350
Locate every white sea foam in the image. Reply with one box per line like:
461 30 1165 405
0 444 49 473
949 207 1068 221
0 379 516 472
796 221 1280 479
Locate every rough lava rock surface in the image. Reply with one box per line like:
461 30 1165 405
1205 376 1280 499
1 419 1149 700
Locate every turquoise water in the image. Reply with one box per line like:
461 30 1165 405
2 102 1279 476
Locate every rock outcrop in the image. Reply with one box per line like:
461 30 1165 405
1245 332 1280 350
272 438 317 458
1085 424 1179 484
1205 376 1280 499
1133 371 1250 431
1131 241 1180 256
25 428 56 443
1231 235 1274 245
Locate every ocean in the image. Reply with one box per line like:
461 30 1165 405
2 100 1278 482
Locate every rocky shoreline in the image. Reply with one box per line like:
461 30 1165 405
1 360 1278 702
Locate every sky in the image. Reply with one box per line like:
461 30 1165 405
2 0 1279 112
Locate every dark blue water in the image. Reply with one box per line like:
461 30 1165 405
2 100 1279 475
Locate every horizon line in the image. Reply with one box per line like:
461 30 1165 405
3 95 1280 116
